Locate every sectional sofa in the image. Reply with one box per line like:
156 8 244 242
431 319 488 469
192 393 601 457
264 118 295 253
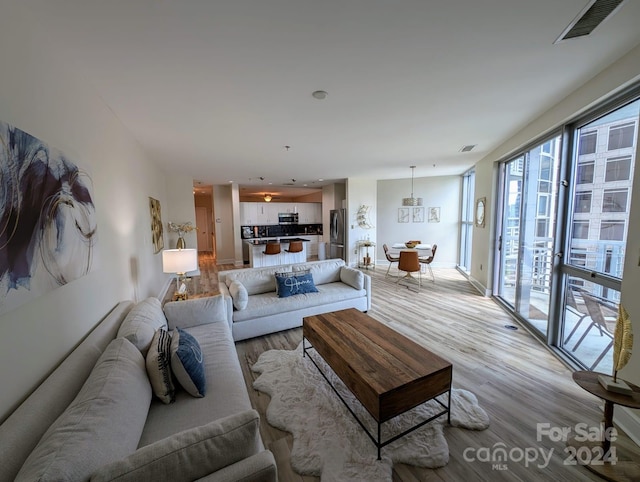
218 258 371 341
0 295 276 481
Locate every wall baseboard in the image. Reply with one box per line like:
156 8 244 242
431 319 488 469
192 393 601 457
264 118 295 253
615 406 640 448
468 275 491 297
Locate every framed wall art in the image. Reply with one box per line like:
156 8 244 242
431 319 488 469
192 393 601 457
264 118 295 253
398 207 409 223
0 120 97 316
412 207 424 223
475 197 486 228
149 197 164 253
428 207 441 223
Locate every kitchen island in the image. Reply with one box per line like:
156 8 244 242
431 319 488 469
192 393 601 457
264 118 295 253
246 238 309 267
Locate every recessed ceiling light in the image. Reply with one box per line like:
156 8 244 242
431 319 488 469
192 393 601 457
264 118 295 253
312 90 328 100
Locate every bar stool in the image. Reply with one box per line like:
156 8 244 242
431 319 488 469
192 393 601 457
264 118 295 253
263 243 281 255
285 241 303 253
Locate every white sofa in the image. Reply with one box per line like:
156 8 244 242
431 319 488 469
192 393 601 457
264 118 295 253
218 258 371 341
0 295 276 482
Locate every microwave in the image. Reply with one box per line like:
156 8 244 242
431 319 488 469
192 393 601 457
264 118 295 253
278 213 299 224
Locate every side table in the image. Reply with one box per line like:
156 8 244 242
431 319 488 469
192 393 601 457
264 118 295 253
571 370 640 481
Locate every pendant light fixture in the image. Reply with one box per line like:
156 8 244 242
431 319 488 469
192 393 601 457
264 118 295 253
402 166 423 206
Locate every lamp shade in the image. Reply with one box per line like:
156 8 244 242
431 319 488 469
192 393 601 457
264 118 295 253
162 249 198 274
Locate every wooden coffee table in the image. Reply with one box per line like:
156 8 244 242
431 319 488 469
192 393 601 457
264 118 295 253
303 308 453 459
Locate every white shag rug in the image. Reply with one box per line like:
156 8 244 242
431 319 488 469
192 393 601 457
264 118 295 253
251 343 490 481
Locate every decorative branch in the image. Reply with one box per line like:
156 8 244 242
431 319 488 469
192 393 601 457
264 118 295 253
167 222 197 238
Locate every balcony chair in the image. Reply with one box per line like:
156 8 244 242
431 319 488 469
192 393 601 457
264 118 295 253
382 244 400 278
562 288 590 345
418 244 437 282
571 291 617 370
396 250 421 291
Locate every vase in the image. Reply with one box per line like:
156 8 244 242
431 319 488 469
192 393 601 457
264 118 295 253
176 236 186 249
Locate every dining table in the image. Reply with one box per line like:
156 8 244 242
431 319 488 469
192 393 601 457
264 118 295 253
390 243 433 258
389 244 433 274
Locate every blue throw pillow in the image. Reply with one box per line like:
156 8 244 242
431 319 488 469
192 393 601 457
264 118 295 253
276 272 319 298
170 328 206 397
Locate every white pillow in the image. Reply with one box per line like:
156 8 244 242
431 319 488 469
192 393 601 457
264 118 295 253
340 266 364 290
228 280 249 310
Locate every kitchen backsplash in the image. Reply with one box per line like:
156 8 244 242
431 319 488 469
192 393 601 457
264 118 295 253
241 223 322 238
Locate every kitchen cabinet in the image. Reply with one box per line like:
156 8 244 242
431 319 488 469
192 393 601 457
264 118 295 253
256 202 279 224
298 203 322 223
240 202 321 225
240 202 258 225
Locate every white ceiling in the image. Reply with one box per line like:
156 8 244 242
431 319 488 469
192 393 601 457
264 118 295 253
18 0 640 194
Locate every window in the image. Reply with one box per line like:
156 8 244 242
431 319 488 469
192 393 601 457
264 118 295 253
608 122 635 150
577 161 594 184
602 189 628 212
600 220 625 241
536 219 549 237
572 221 589 239
574 192 591 213
579 131 597 155
605 156 631 181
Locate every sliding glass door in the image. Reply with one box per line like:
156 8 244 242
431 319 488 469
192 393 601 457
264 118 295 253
559 99 639 371
458 169 475 273
493 91 638 371
495 136 561 336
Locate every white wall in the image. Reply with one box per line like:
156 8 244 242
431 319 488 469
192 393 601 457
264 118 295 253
165 175 198 250
346 178 377 267
213 183 237 265
472 43 640 440
0 4 180 421
376 176 460 267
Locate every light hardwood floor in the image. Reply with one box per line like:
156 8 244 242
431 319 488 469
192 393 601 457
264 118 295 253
196 253 639 481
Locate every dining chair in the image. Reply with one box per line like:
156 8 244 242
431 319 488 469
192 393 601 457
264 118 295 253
571 291 617 370
418 244 437 282
382 244 400 278
396 250 421 290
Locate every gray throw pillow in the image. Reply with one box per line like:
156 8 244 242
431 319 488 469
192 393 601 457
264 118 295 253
146 329 175 404
90 410 263 482
15 338 151 482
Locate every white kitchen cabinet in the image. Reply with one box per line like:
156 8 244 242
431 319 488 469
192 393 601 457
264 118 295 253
298 203 322 223
240 202 258 225
256 202 279 224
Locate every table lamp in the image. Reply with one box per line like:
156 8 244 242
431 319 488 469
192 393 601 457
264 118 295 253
162 248 198 300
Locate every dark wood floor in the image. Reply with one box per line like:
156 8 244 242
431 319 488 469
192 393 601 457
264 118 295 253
196 253 640 481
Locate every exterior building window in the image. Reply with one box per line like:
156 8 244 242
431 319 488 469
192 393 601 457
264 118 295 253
572 221 589 239
602 189 628 212
579 131 597 155
574 192 592 212
577 161 595 184
608 122 635 150
605 156 631 182
600 220 625 241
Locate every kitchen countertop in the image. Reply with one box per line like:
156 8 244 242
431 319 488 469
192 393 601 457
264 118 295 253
245 238 310 245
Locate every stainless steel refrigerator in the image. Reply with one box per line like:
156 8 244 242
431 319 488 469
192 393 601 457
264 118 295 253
329 209 346 261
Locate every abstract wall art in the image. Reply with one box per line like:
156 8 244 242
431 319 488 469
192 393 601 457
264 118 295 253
0 120 97 316
149 197 164 253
